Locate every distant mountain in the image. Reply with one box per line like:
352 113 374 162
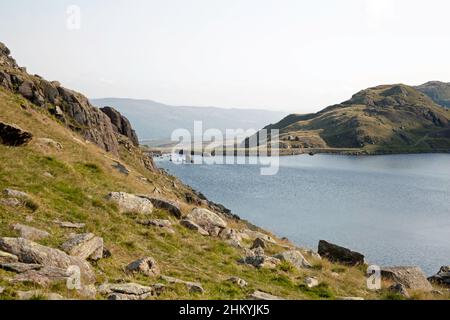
91 98 287 143
416 81 450 109
255 84 450 154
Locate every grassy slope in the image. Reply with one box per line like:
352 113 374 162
0 88 447 300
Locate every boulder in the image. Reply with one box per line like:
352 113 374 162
139 196 182 219
248 291 285 300
0 122 33 146
219 228 242 242
240 229 277 244
161 275 204 294
54 221 86 229
318 240 364 266
99 282 155 300
428 266 450 287
107 192 154 214
11 224 50 241
274 250 312 270
186 208 227 236
0 237 95 284
227 277 248 287
2 188 31 200
0 250 19 264
389 283 410 298
381 266 433 292
239 255 281 269
126 257 160 277
305 277 319 288
251 238 267 250
61 233 104 261
11 265 70 287
180 219 209 236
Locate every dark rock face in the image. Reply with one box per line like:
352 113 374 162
100 107 139 146
318 240 364 266
428 266 450 287
0 122 33 146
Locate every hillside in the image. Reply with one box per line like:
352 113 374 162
416 81 450 109
259 84 450 154
0 42 448 301
91 98 287 144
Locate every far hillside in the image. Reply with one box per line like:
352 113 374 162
91 98 287 145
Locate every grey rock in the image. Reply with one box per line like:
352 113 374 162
12 265 70 287
428 266 450 287
107 192 154 214
180 219 209 236
186 208 227 236
0 262 42 273
0 250 19 264
0 237 95 284
248 291 285 300
381 266 433 292
273 250 312 270
3 188 30 200
0 122 33 146
0 198 21 207
35 138 63 150
61 233 104 261
240 229 277 244
219 228 242 242
239 255 281 269
251 238 266 250
11 224 50 241
318 240 365 266
54 221 86 229
389 283 410 298
126 257 160 277
228 277 248 287
139 196 182 219
305 277 319 288
99 282 155 300
138 219 172 228
161 275 204 294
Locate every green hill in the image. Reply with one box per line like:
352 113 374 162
416 81 450 109
261 84 450 154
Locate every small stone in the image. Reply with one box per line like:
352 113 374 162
180 219 209 236
248 291 285 300
389 283 410 298
3 189 30 200
228 277 248 287
54 221 86 229
305 277 319 288
126 257 160 277
161 276 204 294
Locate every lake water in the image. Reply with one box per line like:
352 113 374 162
156 154 450 275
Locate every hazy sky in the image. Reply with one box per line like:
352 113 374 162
1 0 450 112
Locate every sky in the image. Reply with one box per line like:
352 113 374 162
1 0 450 113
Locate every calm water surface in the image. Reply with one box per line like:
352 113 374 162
157 154 450 275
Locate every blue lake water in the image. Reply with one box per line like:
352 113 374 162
157 154 450 275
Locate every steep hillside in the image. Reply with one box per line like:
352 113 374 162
91 98 287 144
261 84 450 154
0 42 447 301
416 81 450 109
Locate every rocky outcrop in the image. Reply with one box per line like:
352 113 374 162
61 233 104 261
100 107 139 146
107 192 154 214
0 41 153 162
186 208 227 236
126 257 160 277
381 266 433 292
11 224 50 241
0 122 33 146
0 237 95 284
318 240 364 266
273 250 312 270
428 266 450 287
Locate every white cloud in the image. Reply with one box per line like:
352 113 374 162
365 0 397 30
